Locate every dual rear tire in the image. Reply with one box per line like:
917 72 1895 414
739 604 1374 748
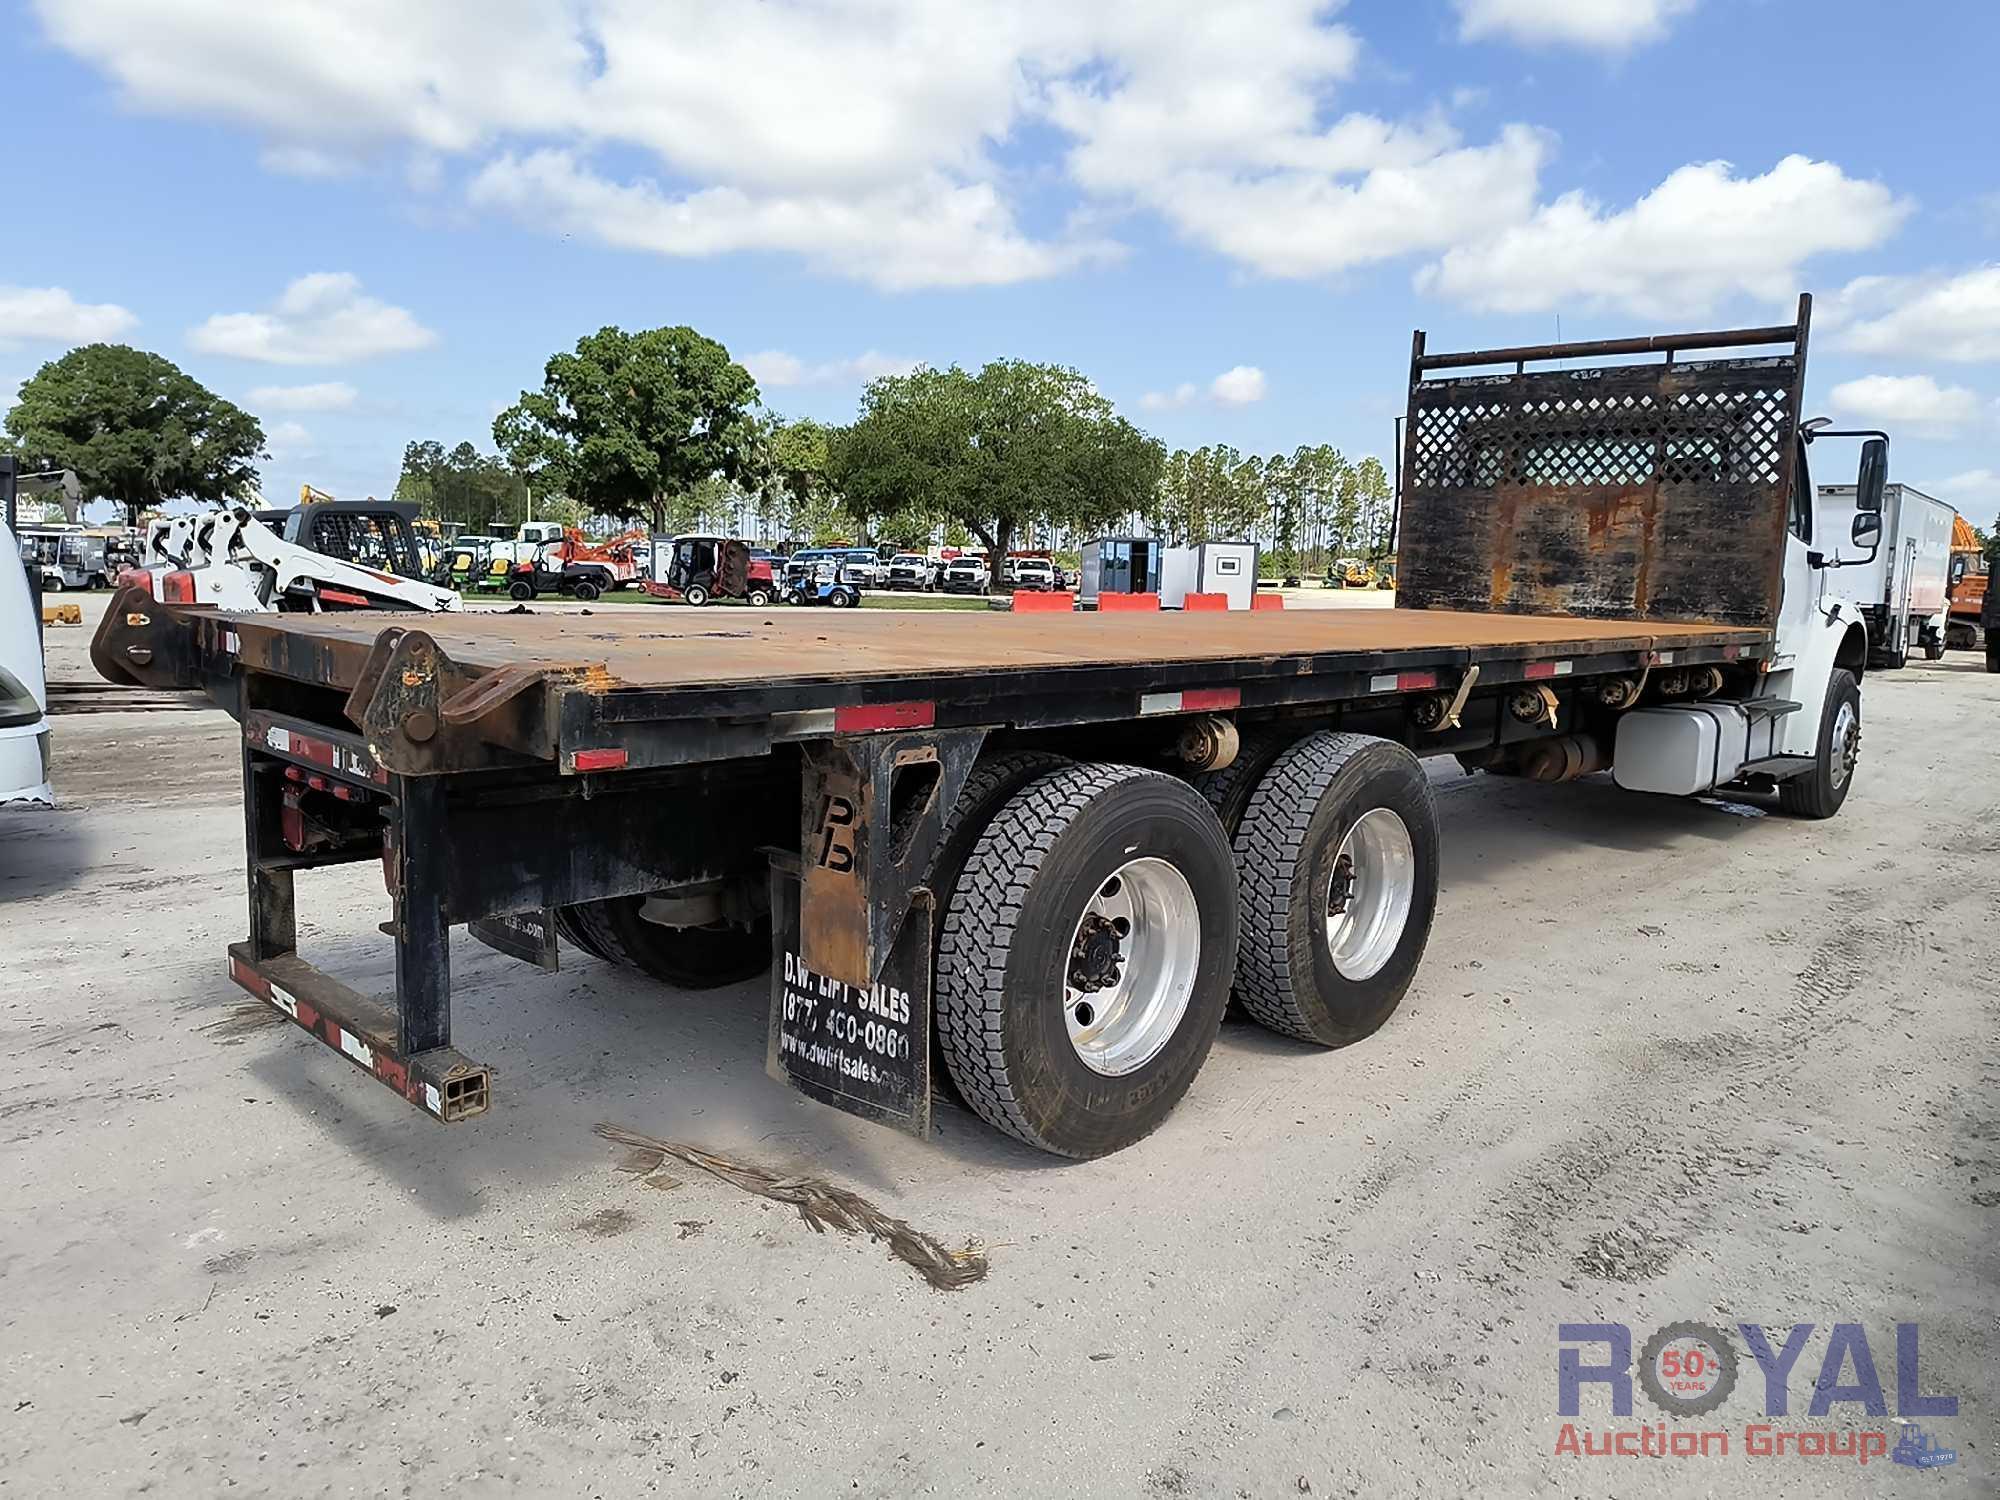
1227 734 1439 1046
933 736 1439 1157
936 764 1239 1158
555 732 1442 1160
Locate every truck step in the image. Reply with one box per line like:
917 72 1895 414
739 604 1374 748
1731 754 1817 781
1734 697 1802 720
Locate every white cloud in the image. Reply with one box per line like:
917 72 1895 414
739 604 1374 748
1418 155 1909 317
1827 375 1984 436
1140 383 1199 411
259 143 354 178
265 419 314 459
246 380 358 412
0 284 137 343
1454 0 1697 51
468 151 1116 291
1938 469 2000 513
1141 366 1268 409
1825 267 2000 363
739 350 920 388
1209 366 1268 405
1102 125 1552 280
25 0 1892 311
188 273 436 364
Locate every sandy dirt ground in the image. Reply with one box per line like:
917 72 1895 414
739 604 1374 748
1 596 1992 1497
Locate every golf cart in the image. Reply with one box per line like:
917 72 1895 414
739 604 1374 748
787 554 863 608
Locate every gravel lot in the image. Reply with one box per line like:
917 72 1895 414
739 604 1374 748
2 598 1992 1497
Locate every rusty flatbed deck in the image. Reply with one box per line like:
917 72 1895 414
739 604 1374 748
218 604 1767 695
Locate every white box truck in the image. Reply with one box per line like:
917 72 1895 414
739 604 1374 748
1818 483 1956 667
1159 541 1259 609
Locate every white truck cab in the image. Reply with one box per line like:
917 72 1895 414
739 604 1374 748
1611 425 1882 816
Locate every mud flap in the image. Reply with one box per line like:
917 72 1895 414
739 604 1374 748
766 867 932 1136
468 908 559 971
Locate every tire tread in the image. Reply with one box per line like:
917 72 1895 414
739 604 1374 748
1232 732 1410 1043
936 762 1177 1153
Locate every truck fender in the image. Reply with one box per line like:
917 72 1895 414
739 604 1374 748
1835 620 1867 679
1774 618 1869 759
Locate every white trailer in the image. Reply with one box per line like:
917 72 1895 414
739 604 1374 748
1159 541 1260 609
1818 483 1956 667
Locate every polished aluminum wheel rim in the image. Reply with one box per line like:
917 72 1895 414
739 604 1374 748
1325 807 1415 982
1829 700 1859 790
1063 858 1200 1076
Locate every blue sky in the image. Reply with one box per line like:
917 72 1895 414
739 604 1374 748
4 0 1998 527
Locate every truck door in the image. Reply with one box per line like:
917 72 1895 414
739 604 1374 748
1774 438 1818 668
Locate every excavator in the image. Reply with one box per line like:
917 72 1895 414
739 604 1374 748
1945 513 1990 652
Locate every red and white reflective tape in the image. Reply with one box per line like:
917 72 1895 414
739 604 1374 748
226 954 445 1118
257 721 387 784
334 1027 375 1070
773 700 937 739
1138 686 1241 716
230 953 270 1001
1368 670 1438 694
1648 649 1678 665
1523 660 1574 680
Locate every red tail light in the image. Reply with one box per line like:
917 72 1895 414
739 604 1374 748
120 567 154 596
162 570 196 603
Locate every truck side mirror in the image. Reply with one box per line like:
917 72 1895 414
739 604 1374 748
1851 511 1882 550
1854 438 1888 512
1950 553 1969 588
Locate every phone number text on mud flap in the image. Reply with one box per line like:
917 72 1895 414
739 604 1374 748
780 951 914 1061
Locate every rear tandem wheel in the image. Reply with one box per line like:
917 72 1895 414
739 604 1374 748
934 763 1239 1158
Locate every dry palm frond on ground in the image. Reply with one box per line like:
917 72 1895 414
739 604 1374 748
594 1123 989 1291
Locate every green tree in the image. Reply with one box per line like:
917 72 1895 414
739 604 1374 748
3 344 265 526
492 325 762 534
1265 450 1299 576
1290 444 1350 573
1150 445 1265 544
393 439 534 535
1355 455 1394 559
753 416 857 543
832 361 1161 588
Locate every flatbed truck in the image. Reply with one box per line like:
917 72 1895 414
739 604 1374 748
92 296 1889 1157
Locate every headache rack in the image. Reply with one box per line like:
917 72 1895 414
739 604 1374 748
1397 294 1811 628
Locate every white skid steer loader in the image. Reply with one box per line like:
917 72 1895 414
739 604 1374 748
131 500 459 613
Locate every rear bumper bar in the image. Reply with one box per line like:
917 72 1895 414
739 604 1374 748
227 945 491 1122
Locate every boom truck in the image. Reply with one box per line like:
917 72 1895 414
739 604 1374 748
91 296 1888 1158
